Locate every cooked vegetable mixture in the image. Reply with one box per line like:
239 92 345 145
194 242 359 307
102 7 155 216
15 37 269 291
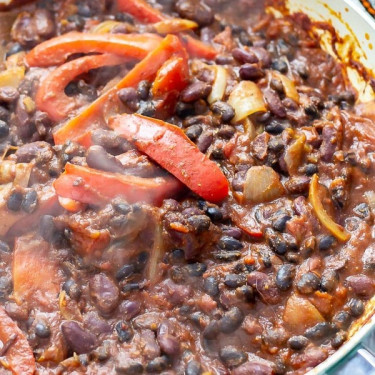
0 0 375 374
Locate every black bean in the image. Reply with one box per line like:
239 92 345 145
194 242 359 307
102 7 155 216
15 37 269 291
224 274 246 288
211 101 235 123
261 253 272 268
134 251 148 272
203 320 220 339
62 279 82 300
218 125 235 139
146 355 169 373
275 264 295 291
118 87 139 110
236 285 255 303
35 322 51 338
116 361 143 375
0 241 11 253
338 91 355 105
219 307 244 334
272 215 291 232
115 321 133 343
318 235 335 251
170 266 187 284
304 322 337 341
332 311 352 330
239 63 264 81
116 264 135 281
0 106 9 122
21 190 38 213
7 191 23 211
205 207 223 222
137 80 151 100
5 43 23 58
0 277 11 299
171 248 185 263
181 82 212 103
232 48 258 64
77 3 92 17
271 59 288 73
187 215 211 233
211 148 225 160
137 101 155 117
113 202 132 215
304 164 318 176
186 262 207 277
86 145 124 174
297 64 309 79
320 270 338 292
270 78 284 94
347 298 364 317
185 360 202 375
265 229 287 255
186 125 203 141
176 102 195 118
304 104 319 118
239 31 252 46
39 215 59 243
219 346 247 368
297 272 320 294
354 203 371 220
115 13 134 23
331 331 347 348
61 321 98 354
288 335 309 350
189 312 209 330
203 276 219 297
214 250 241 261
175 0 213 26
265 120 286 134
218 236 243 251
197 131 213 153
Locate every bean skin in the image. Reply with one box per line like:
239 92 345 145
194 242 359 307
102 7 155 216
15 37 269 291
181 82 212 103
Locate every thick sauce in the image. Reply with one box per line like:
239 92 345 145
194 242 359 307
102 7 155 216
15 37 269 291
0 0 374 374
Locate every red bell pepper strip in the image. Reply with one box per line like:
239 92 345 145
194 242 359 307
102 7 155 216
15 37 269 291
152 56 189 99
115 0 217 59
0 306 35 375
54 163 182 206
26 32 162 67
36 54 127 122
117 0 165 23
53 34 186 145
180 34 218 60
109 114 229 203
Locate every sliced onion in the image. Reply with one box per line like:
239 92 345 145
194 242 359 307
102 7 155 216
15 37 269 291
272 70 300 103
91 21 122 34
243 165 285 203
0 66 25 89
284 133 306 174
308 174 350 242
0 160 15 184
228 81 266 123
242 117 256 140
207 65 227 104
284 294 325 332
14 162 33 187
154 19 198 34
145 217 164 285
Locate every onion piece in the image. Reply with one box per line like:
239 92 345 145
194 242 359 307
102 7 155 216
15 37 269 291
272 70 300 103
228 81 266 123
207 65 228 104
0 66 25 89
308 174 350 242
284 294 325 332
153 19 198 34
284 133 306 174
92 21 122 34
14 162 33 187
243 165 285 203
